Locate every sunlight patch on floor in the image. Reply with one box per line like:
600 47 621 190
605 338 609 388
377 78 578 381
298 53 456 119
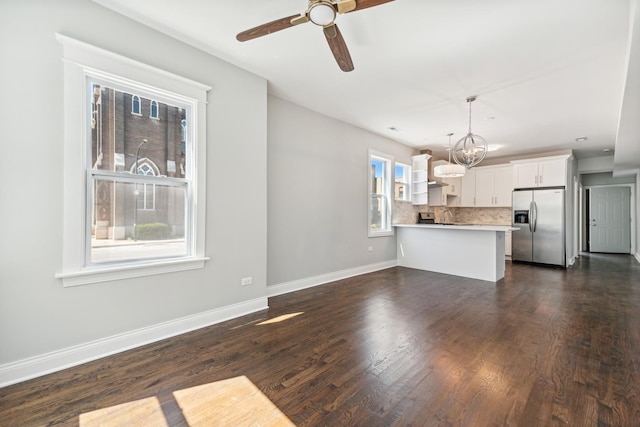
78 376 295 426
173 376 295 426
79 396 168 427
256 312 304 325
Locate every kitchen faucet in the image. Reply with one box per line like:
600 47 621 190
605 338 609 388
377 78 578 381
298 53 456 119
443 209 455 224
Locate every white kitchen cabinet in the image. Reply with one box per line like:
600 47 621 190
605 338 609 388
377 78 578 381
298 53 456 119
511 155 569 188
505 230 512 257
459 169 476 207
427 186 446 206
443 176 461 207
538 159 566 186
444 176 461 197
494 167 514 206
411 154 431 205
428 160 461 206
474 165 513 207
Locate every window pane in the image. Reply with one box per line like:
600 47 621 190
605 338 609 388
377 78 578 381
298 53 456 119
395 183 409 201
91 83 187 177
370 193 387 230
90 178 187 264
371 159 386 194
150 100 159 119
394 163 411 201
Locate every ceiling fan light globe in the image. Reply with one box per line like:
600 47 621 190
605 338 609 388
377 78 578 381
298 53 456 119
309 3 336 26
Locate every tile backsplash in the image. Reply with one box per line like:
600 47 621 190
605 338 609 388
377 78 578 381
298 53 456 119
394 204 511 226
393 201 420 225
448 207 512 225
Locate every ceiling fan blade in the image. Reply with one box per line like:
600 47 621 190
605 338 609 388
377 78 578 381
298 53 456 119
236 14 303 42
335 0 357 14
350 0 394 12
323 24 354 72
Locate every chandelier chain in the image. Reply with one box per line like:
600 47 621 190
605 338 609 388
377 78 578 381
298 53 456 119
468 98 473 134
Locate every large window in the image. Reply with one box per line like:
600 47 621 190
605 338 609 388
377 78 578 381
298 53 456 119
56 34 210 286
369 150 394 237
395 162 411 202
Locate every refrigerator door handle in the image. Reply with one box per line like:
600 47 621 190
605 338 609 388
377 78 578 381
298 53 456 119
532 201 538 232
529 201 534 232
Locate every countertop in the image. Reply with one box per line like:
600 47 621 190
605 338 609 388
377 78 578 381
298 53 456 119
393 224 518 232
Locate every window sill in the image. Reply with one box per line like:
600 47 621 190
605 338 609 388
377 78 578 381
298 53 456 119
56 256 210 287
368 230 395 238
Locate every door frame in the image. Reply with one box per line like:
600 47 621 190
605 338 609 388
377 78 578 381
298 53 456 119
582 184 635 254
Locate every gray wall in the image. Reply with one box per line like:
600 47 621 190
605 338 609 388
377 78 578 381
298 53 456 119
581 172 636 186
267 96 415 286
0 0 267 365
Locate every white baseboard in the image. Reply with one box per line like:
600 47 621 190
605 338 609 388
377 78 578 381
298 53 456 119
267 260 397 298
0 297 268 388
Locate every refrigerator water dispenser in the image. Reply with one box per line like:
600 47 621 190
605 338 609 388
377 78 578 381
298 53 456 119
514 210 529 224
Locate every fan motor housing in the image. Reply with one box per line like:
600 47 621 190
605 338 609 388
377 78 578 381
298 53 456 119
309 2 336 26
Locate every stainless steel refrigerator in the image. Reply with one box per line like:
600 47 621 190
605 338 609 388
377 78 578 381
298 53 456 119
512 188 565 266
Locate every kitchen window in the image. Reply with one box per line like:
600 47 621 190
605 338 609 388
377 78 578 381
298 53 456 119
394 162 411 202
56 34 210 286
369 150 394 237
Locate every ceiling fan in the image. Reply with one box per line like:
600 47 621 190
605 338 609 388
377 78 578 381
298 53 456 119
236 0 395 72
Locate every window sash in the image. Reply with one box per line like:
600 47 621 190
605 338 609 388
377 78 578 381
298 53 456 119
368 151 394 237
87 172 191 266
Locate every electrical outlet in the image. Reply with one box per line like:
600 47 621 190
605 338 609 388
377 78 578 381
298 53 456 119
368 247 373 252
241 277 253 286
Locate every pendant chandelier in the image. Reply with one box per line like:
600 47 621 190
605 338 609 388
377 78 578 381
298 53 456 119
434 133 466 178
452 96 488 169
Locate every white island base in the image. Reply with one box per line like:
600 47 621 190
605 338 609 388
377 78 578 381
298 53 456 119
395 224 514 282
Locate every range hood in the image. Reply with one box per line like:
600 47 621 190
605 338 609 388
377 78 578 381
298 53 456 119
428 178 449 187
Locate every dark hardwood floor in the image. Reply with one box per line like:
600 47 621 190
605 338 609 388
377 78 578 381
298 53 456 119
2 253 640 426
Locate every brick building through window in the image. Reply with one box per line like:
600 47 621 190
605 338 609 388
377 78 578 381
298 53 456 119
91 84 187 244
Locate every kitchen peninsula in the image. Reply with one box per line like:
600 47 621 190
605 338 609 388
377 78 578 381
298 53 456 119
394 224 516 282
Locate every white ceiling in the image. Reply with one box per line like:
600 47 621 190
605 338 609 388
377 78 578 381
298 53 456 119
96 0 639 169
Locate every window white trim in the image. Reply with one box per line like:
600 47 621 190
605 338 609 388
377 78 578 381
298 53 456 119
55 34 211 286
368 149 395 237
